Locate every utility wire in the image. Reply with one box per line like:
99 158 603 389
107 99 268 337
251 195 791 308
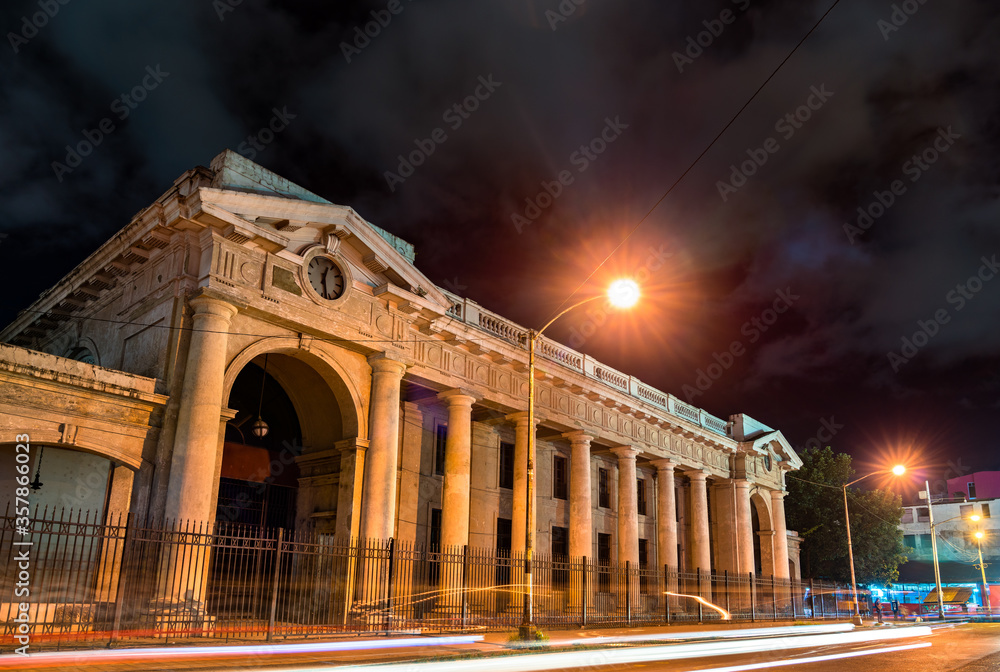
546 0 845 323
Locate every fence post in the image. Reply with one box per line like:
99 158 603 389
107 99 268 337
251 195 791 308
696 571 703 623
383 537 396 634
461 544 469 629
664 564 670 625
582 556 588 627
267 528 284 642
749 572 756 622
772 574 777 620
626 561 632 626
809 579 816 619
724 570 730 617
110 513 132 645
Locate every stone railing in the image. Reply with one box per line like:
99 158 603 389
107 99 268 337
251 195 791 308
437 291 730 437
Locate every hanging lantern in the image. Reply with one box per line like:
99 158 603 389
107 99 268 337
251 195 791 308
251 417 269 438
30 447 44 491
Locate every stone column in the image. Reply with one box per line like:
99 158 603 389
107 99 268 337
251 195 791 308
771 490 790 579
735 480 755 575
652 459 678 612
164 296 238 523
651 460 678 570
359 353 407 541
685 469 713 601
438 390 476 613
335 438 369 540
564 431 594 610
612 447 640 566
508 412 535 556
155 295 237 628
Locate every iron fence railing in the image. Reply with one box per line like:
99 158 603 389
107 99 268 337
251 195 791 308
0 510 858 648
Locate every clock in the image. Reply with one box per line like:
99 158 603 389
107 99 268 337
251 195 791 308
306 256 346 300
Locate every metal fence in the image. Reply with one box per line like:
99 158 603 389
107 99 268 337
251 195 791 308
0 510 858 648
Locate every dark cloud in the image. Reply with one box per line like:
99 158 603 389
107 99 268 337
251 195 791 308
2 0 999 480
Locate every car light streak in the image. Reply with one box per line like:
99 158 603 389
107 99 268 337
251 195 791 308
321 626 933 672
547 622 854 647
0 635 484 668
687 641 932 672
665 591 732 620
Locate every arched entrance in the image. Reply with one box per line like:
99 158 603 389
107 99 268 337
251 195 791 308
750 492 775 576
220 341 365 536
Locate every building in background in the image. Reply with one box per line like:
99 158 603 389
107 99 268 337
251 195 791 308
889 484 999 612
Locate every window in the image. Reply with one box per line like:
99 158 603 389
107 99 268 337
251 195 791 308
969 482 977 499
599 468 611 508
983 504 991 519
918 533 932 550
597 533 612 592
961 504 973 518
637 478 647 516
638 538 649 593
434 424 447 475
498 441 514 489
496 518 512 589
903 534 915 550
429 508 442 585
553 455 568 500
676 487 681 522
552 526 569 588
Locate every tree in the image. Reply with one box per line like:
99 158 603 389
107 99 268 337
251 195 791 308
785 446 910 586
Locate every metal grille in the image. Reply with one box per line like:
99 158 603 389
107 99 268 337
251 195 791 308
0 509 858 649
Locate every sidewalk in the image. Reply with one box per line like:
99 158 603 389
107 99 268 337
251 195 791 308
4 620 864 672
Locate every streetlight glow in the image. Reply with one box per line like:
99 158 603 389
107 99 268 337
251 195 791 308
971 514 982 522
976 531 985 540
891 465 905 476
607 279 640 309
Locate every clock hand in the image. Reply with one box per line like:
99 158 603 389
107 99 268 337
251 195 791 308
321 268 330 298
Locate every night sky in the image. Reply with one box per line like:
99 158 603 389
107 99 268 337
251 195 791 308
2 1 998 502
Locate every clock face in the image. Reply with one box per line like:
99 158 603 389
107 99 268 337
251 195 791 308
307 256 346 300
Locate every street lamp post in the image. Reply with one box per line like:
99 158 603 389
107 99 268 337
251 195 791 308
519 279 640 640
974 530 990 618
842 465 905 626
925 480 945 620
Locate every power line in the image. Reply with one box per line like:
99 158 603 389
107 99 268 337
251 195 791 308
546 0 845 322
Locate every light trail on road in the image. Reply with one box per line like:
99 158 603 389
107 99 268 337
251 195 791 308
325 626 933 672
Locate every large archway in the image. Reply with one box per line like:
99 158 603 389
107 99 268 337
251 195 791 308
750 492 775 576
219 341 365 535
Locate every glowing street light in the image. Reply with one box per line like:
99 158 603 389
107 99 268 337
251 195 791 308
974 530 990 616
520 279 640 640
922 497 982 620
843 465 905 625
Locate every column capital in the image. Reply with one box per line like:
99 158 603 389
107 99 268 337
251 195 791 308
610 445 639 461
770 488 787 500
505 411 542 428
368 352 408 375
335 437 370 454
684 468 710 482
735 478 752 492
562 430 597 446
188 295 239 322
650 458 678 472
437 388 478 407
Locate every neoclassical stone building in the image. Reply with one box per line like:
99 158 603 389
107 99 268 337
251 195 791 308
0 150 802 580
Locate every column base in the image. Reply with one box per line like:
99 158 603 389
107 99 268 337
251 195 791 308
145 598 216 637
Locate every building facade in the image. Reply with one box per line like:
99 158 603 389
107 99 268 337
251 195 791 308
0 151 803 589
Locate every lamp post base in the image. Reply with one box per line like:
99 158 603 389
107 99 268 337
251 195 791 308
852 615 863 626
517 623 538 640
